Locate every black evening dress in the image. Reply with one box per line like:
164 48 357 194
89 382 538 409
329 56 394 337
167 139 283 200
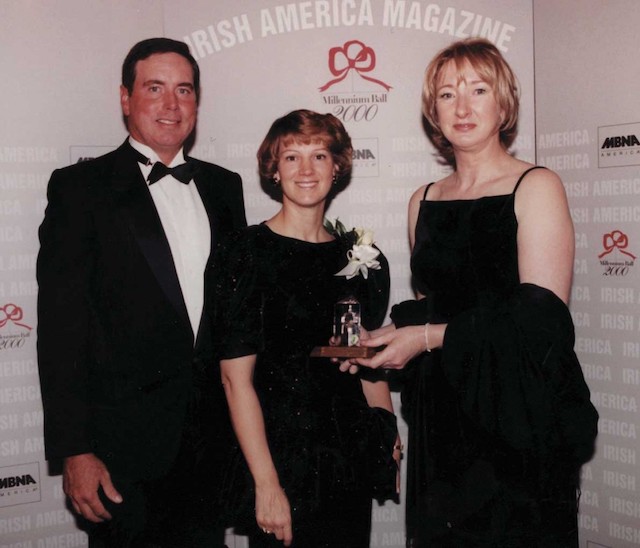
214 224 395 548
392 167 598 547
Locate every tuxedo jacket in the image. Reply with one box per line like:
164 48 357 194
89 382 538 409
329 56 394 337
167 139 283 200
37 141 246 481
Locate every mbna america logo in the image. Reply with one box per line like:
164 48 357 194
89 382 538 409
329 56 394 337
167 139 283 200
601 135 640 149
352 138 379 177
0 462 41 507
598 122 640 168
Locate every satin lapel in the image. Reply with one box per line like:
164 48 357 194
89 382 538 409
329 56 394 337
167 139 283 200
192 161 222 257
111 143 191 332
191 162 222 350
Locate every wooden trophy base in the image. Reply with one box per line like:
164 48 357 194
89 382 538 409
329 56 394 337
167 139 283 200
310 346 376 358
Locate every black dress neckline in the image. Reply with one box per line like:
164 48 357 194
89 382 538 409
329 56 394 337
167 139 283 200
259 222 338 246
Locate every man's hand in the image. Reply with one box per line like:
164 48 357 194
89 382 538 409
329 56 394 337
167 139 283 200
63 453 122 523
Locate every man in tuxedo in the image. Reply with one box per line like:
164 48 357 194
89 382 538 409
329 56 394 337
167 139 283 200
37 37 246 547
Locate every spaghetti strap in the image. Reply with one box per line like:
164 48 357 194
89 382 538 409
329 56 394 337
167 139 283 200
423 182 435 200
513 166 546 194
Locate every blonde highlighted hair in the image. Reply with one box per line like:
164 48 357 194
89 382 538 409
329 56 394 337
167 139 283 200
422 38 520 164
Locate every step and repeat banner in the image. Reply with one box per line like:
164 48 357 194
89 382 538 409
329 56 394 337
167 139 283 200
3 1 635 547
534 1 640 546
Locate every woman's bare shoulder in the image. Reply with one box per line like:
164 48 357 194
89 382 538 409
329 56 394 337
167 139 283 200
516 165 566 201
410 175 452 204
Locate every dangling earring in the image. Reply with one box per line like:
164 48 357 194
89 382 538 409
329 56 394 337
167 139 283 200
332 173 337 185
273 174 281 185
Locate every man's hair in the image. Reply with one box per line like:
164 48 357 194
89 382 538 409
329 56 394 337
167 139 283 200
121 37 200 102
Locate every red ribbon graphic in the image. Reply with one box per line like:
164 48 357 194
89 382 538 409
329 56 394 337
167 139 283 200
0 303 32 330
598 230 637 259
319 40 392 92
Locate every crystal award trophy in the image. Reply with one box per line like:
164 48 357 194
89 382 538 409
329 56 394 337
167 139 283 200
334 297 361 347
310 296 375 358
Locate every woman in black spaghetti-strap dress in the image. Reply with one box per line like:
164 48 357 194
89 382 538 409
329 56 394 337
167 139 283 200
353 39 598 547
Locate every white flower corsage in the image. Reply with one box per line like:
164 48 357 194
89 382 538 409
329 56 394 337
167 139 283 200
325 218 381 280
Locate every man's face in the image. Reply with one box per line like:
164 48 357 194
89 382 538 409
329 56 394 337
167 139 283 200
120 52 197 164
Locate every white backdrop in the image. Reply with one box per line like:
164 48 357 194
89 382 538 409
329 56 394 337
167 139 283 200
5 1 632 547
535 1 640 546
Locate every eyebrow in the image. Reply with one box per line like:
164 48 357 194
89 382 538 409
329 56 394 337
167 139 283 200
142 79 194 89
281 146 329 153
438 78 487 89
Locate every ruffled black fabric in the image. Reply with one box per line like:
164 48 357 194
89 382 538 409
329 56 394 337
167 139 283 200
399 285 598 546
392 284 597 466
442 283 597 465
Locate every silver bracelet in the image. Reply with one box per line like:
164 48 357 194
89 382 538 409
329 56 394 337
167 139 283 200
424 323 432 352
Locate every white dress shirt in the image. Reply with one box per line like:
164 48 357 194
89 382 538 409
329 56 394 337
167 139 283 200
129 137 211 340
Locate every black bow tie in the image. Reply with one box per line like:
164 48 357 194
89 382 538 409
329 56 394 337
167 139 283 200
129 145 197 185
147 161 197 185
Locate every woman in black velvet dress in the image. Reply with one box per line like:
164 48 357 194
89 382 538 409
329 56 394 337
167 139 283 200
214 110 399 547
352 39 598 547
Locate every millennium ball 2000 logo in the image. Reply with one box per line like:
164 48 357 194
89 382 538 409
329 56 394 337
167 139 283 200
319 39 391 124
318 40 390 178
0 303 32 351
599 230 636 277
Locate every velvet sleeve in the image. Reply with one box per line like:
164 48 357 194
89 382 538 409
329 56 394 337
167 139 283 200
212 229 263 360
389 297 430 328
441 283 598 466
